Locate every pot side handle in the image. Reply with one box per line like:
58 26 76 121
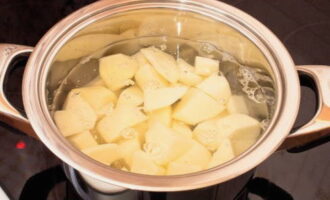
0 44 38 139
279 65 330 150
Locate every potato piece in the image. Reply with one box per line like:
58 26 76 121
119 126 146 148
56 94 97 136
133 122 148 143
208 139 235 168
144 86 188 111
134 52 168 90
132 51 150 67
85 76 106 87
131 151 165 175
97 106 147 143
56 34 122 61
173 88 225 125
216 114 261 155
133 121 148 132
96 102 114 117
172 120 192 139
167 162 202 175
194 56 219 76
118 139 140 166
227 95 249 115
99 54 138 91
63 93 98 118
117 86 143 107
54 110 93 137
82 144 120 165
141 47 179 83
69 86 117 112
216 114 261 139
67 131 98 150
148 106 172 126
177 58 202 86
231 138 258 156
173 141 211 169
193 119 222 151
144 122 193 165
119 127 141 141
214 110 230 119
196 75 231 103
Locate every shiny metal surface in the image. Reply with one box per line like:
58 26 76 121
0 186 10 200
0 0 327 193
280 65 330 150
0 44 36 138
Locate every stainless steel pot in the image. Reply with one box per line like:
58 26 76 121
0 0 329 193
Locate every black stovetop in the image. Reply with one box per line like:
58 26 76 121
0 0 329 200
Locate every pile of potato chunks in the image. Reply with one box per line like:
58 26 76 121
54 46 261 175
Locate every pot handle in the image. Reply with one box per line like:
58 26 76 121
279 65 330 150
0 44 38 139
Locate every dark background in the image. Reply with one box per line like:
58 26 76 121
0 0 329 200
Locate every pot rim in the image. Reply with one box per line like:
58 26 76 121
22 0 300 191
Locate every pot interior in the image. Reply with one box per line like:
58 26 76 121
29 1 295 191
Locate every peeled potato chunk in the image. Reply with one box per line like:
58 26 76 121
117 86 143 107
133 122 148 143
208 139 235 168
131 151 165 175
132 51 150 67
67 131 98 150
231 137 259 156
227 95 249 115
56 94 97 136
85 76 106 87
173 141 211 169
144 86 188 111
196 75 232 103
134 52 168 90
193 119 222 151
173 88 225 125
119 127 141 141
177 58 202 86
216 114 261 139
118 138 141 166
172 120 192 139
144 122 193 165
216 114 261 154
194 56 219 76
141 47 179 83
96 103 114 117
148 106 172 127
69 86 117 113
97 105 147 143
100 54 138 91
55 110 93 137
167 162 202 175
82 144 120 165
